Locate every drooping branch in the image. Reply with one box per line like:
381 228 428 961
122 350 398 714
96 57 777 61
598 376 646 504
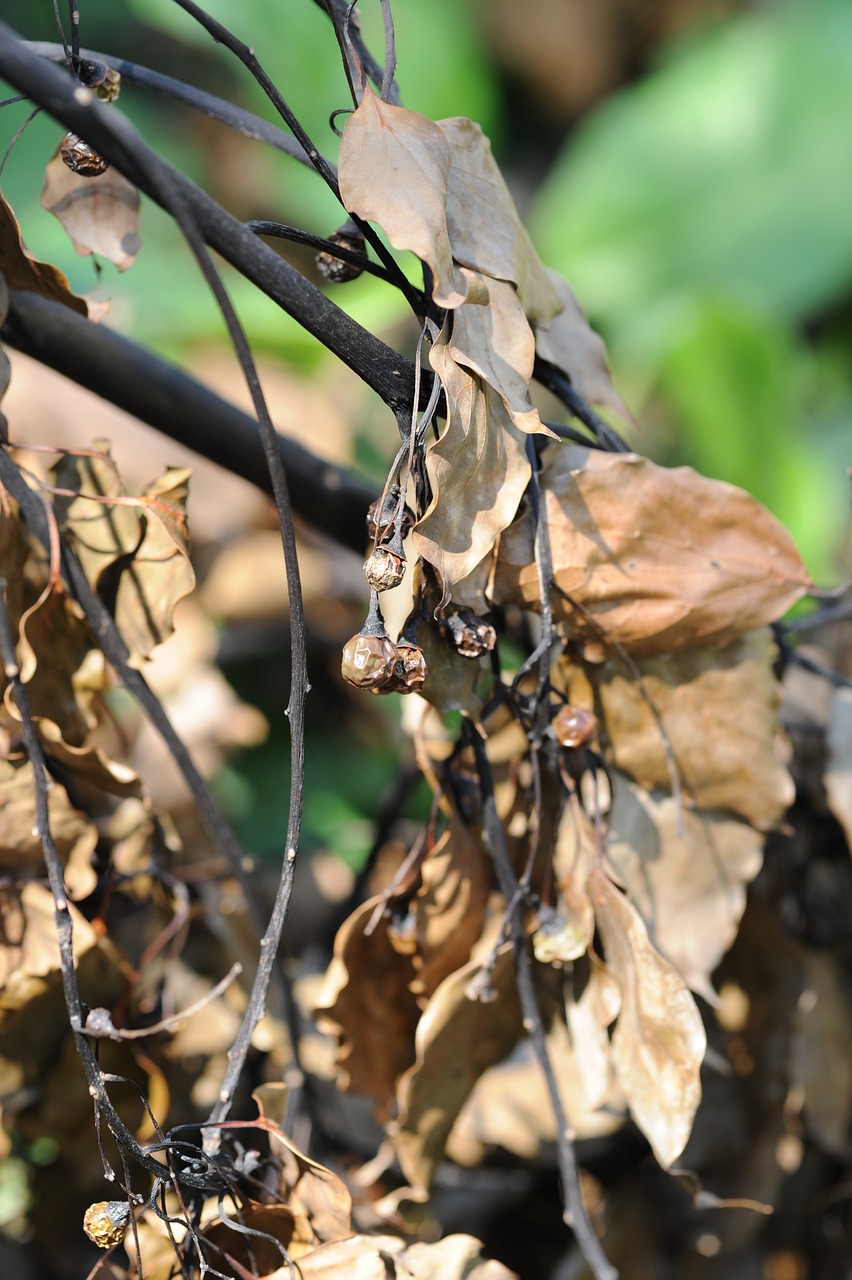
1 290 377 555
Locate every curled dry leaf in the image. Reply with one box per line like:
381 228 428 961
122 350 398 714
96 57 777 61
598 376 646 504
13 585 104 749
0 755 97 900
534 270 633 424
0 882 99 1014
572 629 794 830
42 149 141 272
603 771 765 999
0 190 87 314
493 445 811 654
394 946 523 1195
53 444 195 665
411 815 492 998
589 866 706 1168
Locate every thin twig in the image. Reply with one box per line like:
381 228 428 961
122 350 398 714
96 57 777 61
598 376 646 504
534 358 631 454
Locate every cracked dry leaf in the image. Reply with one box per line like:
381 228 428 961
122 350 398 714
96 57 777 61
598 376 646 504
0 755 97 899
413 338 530 595
53 444 194 665
589 866 706 1168
0 190 87 314
493 445 811 654
314 895 420 1116
394 945 523 1195
581 629 793 830
603 771 765 999
534 270 633 424
42 150 141 272
412 816 491 998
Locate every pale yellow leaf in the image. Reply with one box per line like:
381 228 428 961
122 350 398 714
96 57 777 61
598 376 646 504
42 151 141 271
493 445 811 653
589 867 706 1168
535 270 633 423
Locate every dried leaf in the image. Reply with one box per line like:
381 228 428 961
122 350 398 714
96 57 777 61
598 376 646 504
0 755 97 900
589 866 706 1168
825 687 852 851
394 946 523 1194
0 190 87 314
493 445 811 653
411 816 492 997
603 771 764 999
0 883 99 1014
579 629 794 830
289 1233 517 1280
789 952 852 1156
534 270 633 424
566 961 621 1112
338 88 467 307
413 338 530 596
41 151 141 272
13 586 102 748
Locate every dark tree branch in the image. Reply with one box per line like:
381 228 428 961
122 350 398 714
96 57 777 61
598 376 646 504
534 357 631 454
0 23 417 414
2 290 376 555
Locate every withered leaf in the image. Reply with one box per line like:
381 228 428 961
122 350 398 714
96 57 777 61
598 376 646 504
581 629 794 830
412 816 491 998
566 960 621 1112
589 866 706 1168
0 189 87 314
0 755 97 899
493 445 811 653
826 688 852 851
42 150 141 272
412 336 531 596
534 270 633 424
0 882 99 1015
289 1233 517 1279
13 585 103 748
603 771 764 999
394 945 523 1195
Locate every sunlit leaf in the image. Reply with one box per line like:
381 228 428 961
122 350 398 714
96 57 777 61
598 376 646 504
42 150 141 272
0 190 87 314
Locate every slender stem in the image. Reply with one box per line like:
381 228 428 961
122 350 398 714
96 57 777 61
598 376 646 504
534 358 630 454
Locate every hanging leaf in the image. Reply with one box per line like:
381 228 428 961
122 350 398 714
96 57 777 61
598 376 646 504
41 150 141 272
0 190 87 314
494 444 811 653
0 756 97 901
411 815 492 998
589 866 706 1168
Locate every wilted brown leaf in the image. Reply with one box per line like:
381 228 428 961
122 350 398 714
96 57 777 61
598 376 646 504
575 629 793 829
493 445 811 653
413 337 530 596
0 755 97 899
14 585 103 748
0 882 99 1014
789 951 852 1157
602 771 764 999
0 190 87 314
566 959 621 1113
285 1232 517 1280
314 896 420 1115
394 945 523 1194
589 866 706 1168
42 150 141 272
411 816 492 997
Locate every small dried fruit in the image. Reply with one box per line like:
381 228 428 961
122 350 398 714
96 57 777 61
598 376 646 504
366 492 415 544
439 611 496 659
390 639 428 693
316 228 368 282
94 66 122 103
59 132 109 177
341 631 397 692
78 59 121 102
552 704 599 749
365 546 406 593
83 1199 131 1248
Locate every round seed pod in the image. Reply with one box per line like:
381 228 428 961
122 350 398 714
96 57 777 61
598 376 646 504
552 704 599 749
364 546 406 593
83 1200 131 1248
439 611 496 659
390 638 427 693
341 631 397 692
316 228 368 282
60 132 109 177
366 493 415 544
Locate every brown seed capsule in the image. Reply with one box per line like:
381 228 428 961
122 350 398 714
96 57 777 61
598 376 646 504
390 639 427 693
552 704 599 749
364 546 406 593
83 1200 131 1248
316 228 368 282
341 631 397 692
439 611 496 659
366 494 415 545
60 132 109 177
95 66 122 103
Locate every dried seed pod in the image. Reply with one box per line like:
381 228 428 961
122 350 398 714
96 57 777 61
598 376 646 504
83 1200 131 1248
390 638 427 693
95 66 122 103
341 631 397 692
439 611 496 660
552 704 599 749
316 227 368 282
366 491 415 544
60 132 109 177
365 545 406 593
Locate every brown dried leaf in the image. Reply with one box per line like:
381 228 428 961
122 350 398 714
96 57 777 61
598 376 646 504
41 151 141 272
535 270 633 423
0 882 98 1015
394 945 523 1195
411 816 492 997
412 339 530 595
289 1233 517 1280
581 629 794 830
437 116 562 324
13 586 103 748
589 866 706 1168
314 896 420 1116
493 445 811 653
0 755 97 899
603 771 764 999
789 951 852 1156
0 190 87 314
566 960 621 1112
338 88 467 307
